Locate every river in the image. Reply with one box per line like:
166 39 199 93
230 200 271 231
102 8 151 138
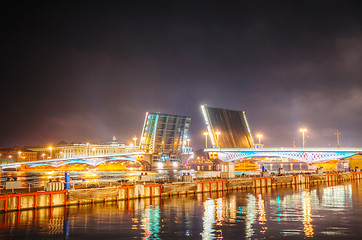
1 180 362 239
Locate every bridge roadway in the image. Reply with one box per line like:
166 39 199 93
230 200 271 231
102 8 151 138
0 152 145 170
1 147 361 170
204 147 362 163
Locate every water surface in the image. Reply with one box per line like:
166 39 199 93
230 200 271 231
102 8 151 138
1 180 362 239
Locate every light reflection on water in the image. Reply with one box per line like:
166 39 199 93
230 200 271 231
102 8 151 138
1 181 362 239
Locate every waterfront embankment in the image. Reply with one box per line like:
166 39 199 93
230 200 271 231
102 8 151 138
1 171 361 212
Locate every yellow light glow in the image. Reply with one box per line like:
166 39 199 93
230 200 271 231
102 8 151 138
203 132 208 136
299 128 307 133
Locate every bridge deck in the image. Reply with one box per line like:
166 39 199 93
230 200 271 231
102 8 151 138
205 147 362 152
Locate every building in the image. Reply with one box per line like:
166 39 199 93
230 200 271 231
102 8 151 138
0 148 38 163
27 137 137 160
139 112 192 168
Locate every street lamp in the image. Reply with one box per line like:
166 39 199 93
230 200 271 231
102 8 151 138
133 137 137 147
48 147 53 159
256 134 263 145
92 148 96 155
203 132 209 148
215 131 221 148
86 142 89 156
335 130 341 148
299 128 307 148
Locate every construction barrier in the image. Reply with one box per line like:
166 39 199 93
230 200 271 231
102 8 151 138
0 190 67 212
253 177 273 188
197 180 227 193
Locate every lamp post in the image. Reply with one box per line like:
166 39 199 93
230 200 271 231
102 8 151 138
133 137 137 147
299 128 307 148
203 132 209 148
335 130 341 148
256 134 263 145
49 147 53 159
215 131 220 148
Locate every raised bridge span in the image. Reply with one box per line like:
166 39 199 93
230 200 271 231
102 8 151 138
205 147 362 163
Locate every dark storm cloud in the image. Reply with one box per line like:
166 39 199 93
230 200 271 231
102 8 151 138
1 1 361 148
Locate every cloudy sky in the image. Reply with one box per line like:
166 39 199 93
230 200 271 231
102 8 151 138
1 1 361 149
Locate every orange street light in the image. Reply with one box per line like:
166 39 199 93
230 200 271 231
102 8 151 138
203 132 209 148
299 128 307 148
215 131 221 147
256 134 263 145
48 146 53 159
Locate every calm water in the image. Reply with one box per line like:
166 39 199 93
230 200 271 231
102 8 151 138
1 181 362 239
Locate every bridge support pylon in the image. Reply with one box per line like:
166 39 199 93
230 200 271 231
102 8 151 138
220 162 235 179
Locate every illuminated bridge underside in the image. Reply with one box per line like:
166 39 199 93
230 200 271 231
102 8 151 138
0 152 144 169
207 148 362 163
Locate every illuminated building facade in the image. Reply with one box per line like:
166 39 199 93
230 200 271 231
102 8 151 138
139 112 191 168
0 149 38 163
27 137 137 160
201 105 254 148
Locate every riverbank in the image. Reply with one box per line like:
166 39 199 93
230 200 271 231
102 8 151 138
1 171 361 212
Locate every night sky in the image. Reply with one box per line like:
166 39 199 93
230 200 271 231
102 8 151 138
1 1 361 149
